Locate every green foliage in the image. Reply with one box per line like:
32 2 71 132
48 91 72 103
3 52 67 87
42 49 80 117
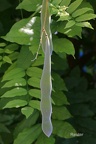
0 0 96 143
16 0 42 12
53 38 75 56
53 120 76 138
14 124 42 144
35 133 55 144
50 0 95 37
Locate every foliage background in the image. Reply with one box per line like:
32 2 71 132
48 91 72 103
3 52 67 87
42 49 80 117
0 0 96 144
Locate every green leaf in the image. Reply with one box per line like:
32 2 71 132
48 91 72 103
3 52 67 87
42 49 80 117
2 17 40 46
53 120 76 138
52 91 69 106
0 114 12 123
17 46 34 69
21 106 34 118
9 52 19 61
0 43 6 47
53 38 75 56
29 100 40 111
65 25 82 38
3 56 12 64
2 68 25 82
0 98 13 109
65 20 75 29
0 56 2 60
1 88 27 98
3 99 27 109
67 0 83 14
2 78 26 88
52 0 62 5
0 123 10 133
60 0 71 6
52 106 71 120
4 44 19 54
35 133 55 144
52 54 68 71
4 49 14 54
76 117 96 132
14 111 39 137
72 8 93 17
32 56 44 66
70 104 94 117
0 63 2 68
14 124 42 144
29 89 41 99
16 0 42 12
76 22 93 29
76 13 96 22
52 73 67 91
0 48 4 53
26 67 42 78
28 77 40 88
2 17 31 45
65 76 81 90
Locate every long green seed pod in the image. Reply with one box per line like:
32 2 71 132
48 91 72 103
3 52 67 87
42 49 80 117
40 0 53 137
40 35 52 137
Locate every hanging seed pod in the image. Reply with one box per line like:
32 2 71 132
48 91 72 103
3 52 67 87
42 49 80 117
40 36 52 137
40 0 53 137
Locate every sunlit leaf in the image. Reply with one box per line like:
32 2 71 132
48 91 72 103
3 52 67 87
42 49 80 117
76 22 93 29
21 106 34 118
3 100 27 109
65 20 75 29
67 0 83 14
53 38 75 56
2 68 25 82
29 89 41 99
3 56 12 64
72 8 93 17
1 88 27 98
27 67 42 78
0 43 6 47
76 13 96 22
2 78 26 88
29 100 40 111
2 17 40 46
28 77 40 88
60 0 71 6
